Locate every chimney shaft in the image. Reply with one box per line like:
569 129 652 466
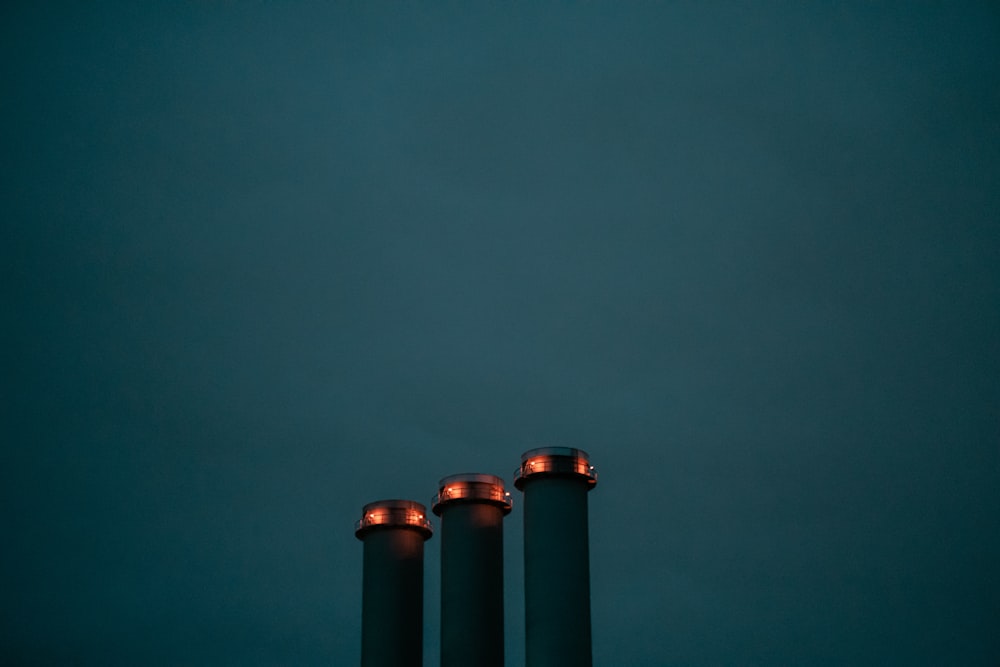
432 473 512 667
355 499 433 667
515 447 597 667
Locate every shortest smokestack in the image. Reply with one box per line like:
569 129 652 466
355 499 433 667
432 474 512 667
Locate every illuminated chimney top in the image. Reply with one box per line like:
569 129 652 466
513 446 597 490
431 473 513 516
354 499 433 540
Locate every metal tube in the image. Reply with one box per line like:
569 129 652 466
514 448 597 667
432 473 512 667
355 499 433 667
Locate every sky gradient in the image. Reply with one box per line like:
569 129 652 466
4 2 999 665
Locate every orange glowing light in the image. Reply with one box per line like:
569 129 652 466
431 473 513 515
513 447 597 490
355 500 433 538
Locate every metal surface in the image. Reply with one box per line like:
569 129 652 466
433 473 510 667
432 472 513 515
356 500 432 667
355 498 433 538
516 450 597 667
514 446 597 490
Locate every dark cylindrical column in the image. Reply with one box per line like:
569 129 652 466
514 447 598 667
432 473 512 667
355 499 433 667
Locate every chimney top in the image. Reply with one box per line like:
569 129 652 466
514 447 597 490
355 499 433 540
432 473 512 515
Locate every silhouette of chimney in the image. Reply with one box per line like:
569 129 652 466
355 499 433 667
514 447 598 667
432 473 512 667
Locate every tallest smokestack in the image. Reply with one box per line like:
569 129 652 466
515 447 597 667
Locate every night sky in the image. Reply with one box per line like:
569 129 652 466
4 3 999 665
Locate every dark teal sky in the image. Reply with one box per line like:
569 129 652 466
4 2 999 664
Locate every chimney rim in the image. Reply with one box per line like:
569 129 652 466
432 472 512 515
355 498 433 540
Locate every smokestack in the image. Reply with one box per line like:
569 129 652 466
514 447 598 667
355 499 433 667
432 473 512 667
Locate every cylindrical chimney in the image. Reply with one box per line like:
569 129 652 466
514 447 598 667
355 499 433 667
432 473 512 667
